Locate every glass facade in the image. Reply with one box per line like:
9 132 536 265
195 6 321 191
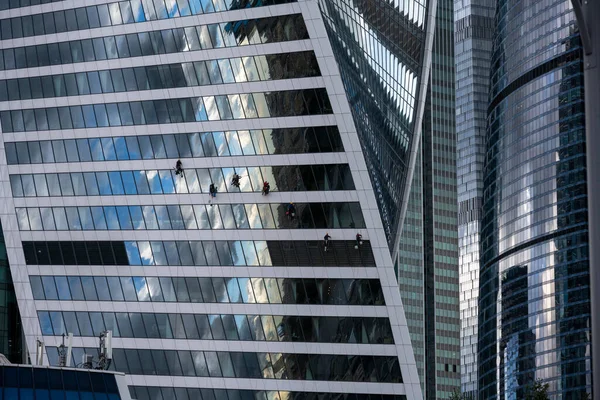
0 0 422 398
477 0 591 397
30 275 386 305
5 127 343 164
129 388 407 400
0 89 332 133
23 240 376 267
414 0 461 396
317 0 460 396
0 223 22 363
38 311 394 343
453 0 494 393
10 164 354 197
0 14 308 71
0 0 65 10
317 0 429 392
0 365 129 400
0 52 321 102
396 144 425 385
318 0 425 247
45 347 403 382
0 0 296 40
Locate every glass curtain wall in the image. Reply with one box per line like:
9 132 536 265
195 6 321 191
478 0 591 397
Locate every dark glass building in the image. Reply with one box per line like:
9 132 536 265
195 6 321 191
0 223 23 364
478 0 591 396
317 0 427 248
0 364 130 399
318 0 461 397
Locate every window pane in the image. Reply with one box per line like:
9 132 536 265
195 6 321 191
142 206 159 230
150 241 167 265
40 208 56 230
161 278 177 302
133 277 150 301
107 277 125 301
172 278 190 302
186 278 203 302
232 204 249 229
200 133 217 156
213 131 229 156
177 241 194 265
33 174 49 196
91 207 107 230
130 206 146 229
205 352 222 377
81 277 98 301
204 96 219 120
63 312 80 336
184 169 201 193
155 205 172 229
10 176 23 197
181 314 199 339
159 170 175 193
207 205 222 230
147 277 164 301
215 96 233 120
46 176 61 197
121 277 138 301
181 205 198 229
190 241 207 265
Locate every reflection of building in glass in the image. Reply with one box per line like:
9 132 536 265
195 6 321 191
453 0 494 394
498 266 535 400
478 0 591 397
0 0 422 399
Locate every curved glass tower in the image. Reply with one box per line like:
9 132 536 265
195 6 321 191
478 0 591 397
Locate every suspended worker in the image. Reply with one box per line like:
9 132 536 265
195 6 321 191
262 181 270 195
324 232 331 251
286 202 296 220
231 173 241 188
175 160 184 176
355 233 363 249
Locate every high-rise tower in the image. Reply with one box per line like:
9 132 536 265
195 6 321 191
418 0 461 395
318 0 460 396
478 0 591 396
453 0 494 395
0 0 425 398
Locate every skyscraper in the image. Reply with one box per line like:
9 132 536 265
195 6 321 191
0 0 425 399
453 0 494 395
478 0 591 396
319 0 460 397
418 0 461 395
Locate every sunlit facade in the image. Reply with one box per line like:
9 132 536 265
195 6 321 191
453 0 494 395
0 0 423 399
